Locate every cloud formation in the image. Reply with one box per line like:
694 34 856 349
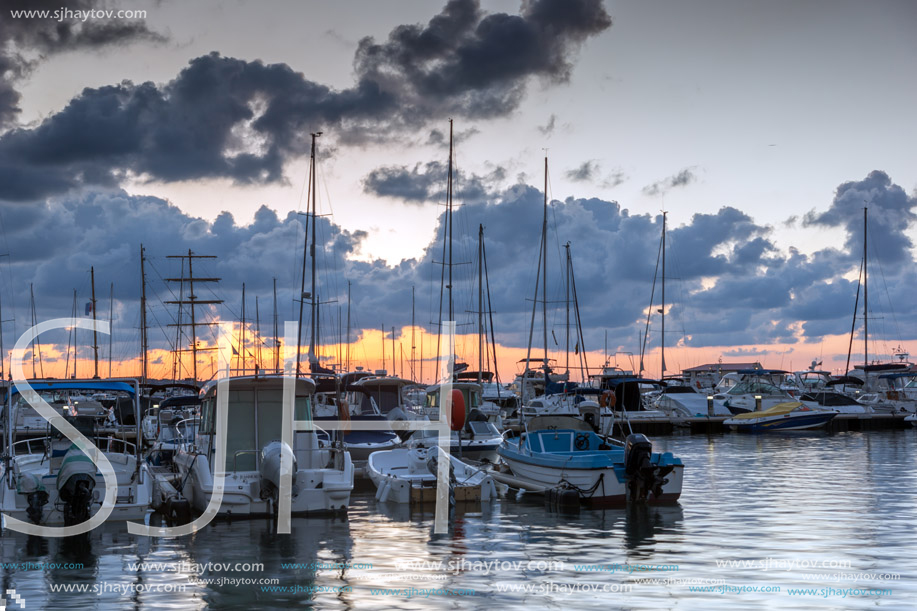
362 162 502 204
642 168 697 196
0 0 611 202
2 171 914 374
0 0 164 126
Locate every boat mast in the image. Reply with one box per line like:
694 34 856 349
91 266 99 378
542 156 549 378
661 210 667 377
108 282 113 378
478 225 484 384
140 244 149 383
346 280 351 372
309 132 322 370
411 284 415 380
273 278 279 373
296 131 320 376
863 206 868 367
565 242 571 376
165 251 221 383
255 296 262 371
240 283 246 374
448 121 454 325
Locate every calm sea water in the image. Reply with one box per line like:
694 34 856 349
3 430 916 610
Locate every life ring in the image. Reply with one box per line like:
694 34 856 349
598 390 616 409
337 399 351 435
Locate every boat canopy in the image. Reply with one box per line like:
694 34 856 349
10 380 137 398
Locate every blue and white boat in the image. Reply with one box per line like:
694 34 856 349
723 401 838 432
495 416 683 505
1 379 153 526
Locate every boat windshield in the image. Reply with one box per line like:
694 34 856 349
727 381 785 396
200 389 310 471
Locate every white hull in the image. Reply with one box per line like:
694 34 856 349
500 455 684 504
367 447 497 505
1 452 153 526
174 452 353 517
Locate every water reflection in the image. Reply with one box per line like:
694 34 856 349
1 432 917 609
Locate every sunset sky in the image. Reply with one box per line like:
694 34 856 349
0 0 915 383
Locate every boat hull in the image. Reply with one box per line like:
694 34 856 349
724 411 838 432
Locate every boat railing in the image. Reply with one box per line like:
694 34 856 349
12 437 48 456
11 435 137 456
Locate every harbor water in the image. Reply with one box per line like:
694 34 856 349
3 430 915 609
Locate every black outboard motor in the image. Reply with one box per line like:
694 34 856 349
624 433 670 502
27 491 49 524
59 474 95 526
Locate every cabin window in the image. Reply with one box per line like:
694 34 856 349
201 399 215 434
225 390 256 471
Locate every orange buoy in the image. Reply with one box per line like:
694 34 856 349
451 389 466 431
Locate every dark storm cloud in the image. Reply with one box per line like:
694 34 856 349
803 170 917 265
6 171 915 366
642 168 697 197
0 0 164 126
0 0 611 202
354 0 611 119
362 162 501 204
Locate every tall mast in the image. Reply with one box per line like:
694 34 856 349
140 245 149 383
240 283 246 374
346 281 351 372
296 131 321 375
165 251 221 382
863 206 868 367
661 210 667 377
542 156 548 376
30 285 38 378
108 282 113 378
447 120 454 324
309 132 321 369
392 326 396 377
478 225 484 384
381 322 385 372
91 266 99 378
565 242 571 376
71 290 77 379
411 284 415 380
256 295 262 371
273 278 279 373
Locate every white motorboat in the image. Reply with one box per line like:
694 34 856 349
173 375 353 517
1 379 153 526
367 445 497 505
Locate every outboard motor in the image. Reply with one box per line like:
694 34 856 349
55 416 98 526
260 441 297 509
624 433 671 502
386 407 413 442
17 473 49 524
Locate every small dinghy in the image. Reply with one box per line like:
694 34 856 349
367 446 497 505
